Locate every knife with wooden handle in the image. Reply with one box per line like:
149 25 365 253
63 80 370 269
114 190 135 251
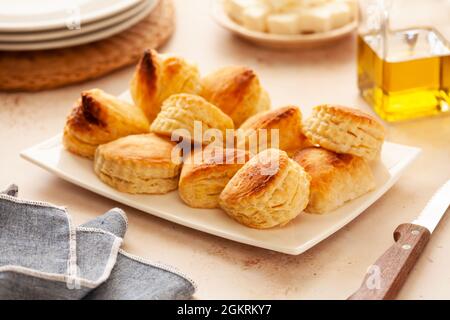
348 180 450 300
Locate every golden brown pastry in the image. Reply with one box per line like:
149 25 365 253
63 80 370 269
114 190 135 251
130 49 202 123
63 89 150 159
150 94 234 144
293 147 376 214
219 149 310 229
237 106 311 156
200 66 270 127
179 147 250 209
303 104 385 161
94 133 182 194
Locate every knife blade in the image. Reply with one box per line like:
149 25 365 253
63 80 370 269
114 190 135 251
412 180 450 233
349 180 450 300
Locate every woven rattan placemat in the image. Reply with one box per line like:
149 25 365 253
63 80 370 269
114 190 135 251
0 0 174 91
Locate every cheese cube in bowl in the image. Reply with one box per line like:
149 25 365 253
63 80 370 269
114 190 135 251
242 5 270 32
267 13 301 35
225 0 264 23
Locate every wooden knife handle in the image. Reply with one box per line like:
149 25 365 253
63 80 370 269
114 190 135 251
348 223 431 300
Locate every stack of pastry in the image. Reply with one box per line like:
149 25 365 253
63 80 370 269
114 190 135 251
63 49 386 230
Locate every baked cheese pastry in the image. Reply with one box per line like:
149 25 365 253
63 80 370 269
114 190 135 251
179 148 250 209
94 133 182 194
294 147 376 214
303 104 385 161
238 106 311 156
150 94 234 144
63 89 150 159
219 149 310 229
200 66 270 127
130 49 202 123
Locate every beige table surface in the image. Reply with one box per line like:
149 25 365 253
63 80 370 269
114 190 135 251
1 0 450 300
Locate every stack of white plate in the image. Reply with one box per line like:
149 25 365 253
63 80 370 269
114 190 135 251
0 0 159 51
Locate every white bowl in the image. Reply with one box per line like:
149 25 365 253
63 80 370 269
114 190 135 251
211 0 357 49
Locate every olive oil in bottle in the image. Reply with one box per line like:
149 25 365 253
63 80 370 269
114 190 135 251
358 27 450 122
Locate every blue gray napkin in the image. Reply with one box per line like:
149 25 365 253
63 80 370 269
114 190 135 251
0 185 195 300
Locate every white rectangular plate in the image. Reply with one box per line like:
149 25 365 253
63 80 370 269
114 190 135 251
21 136 420 255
